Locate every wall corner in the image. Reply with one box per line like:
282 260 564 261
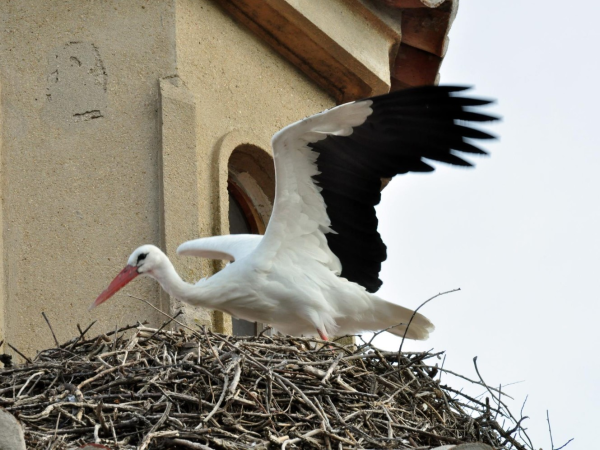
159 75 213 330
0 78 4 350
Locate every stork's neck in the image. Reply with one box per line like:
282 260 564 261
151 255 218 308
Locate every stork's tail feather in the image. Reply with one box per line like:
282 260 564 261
363 296 435 340
386 310 435 341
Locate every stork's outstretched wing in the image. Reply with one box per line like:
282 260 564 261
177 234 262 262
256 86 497 292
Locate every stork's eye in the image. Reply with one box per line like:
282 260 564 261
137 253 148 264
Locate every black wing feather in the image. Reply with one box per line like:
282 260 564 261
309 85 497 293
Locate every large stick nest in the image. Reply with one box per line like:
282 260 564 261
0 322 533 449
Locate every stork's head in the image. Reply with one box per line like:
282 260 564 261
126 244 164 276
89 244 164 310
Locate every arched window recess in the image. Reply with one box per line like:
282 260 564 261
227 145 274 336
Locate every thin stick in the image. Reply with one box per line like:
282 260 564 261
473 357 511 413
6 342 33 364
144 310 184 342
167 439 214 450
438 353 447 383
417 363 511 398
547 410 555 450
78 320 98 338
398 288 460 356
200 374 229 426
473 357 531 450
41 312 60 348
555 439 575 450
140 403 173 450
127 294 199 335
546 410 573 450
68 320 98 349
53 412 61 440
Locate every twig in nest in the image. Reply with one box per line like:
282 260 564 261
473 357 531 450
167 438 214 450
144 310 184 342
70 320 98 349
127 294 199 335
200 374 229 426
140 402 173 450
258 326 272 338
41 312 60 348
547 410 574 450
398 288 460 356
6 342 33 364
473 357 514 416
547 410 555 450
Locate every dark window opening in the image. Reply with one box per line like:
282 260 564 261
228 191 252 235
226 145 275 337
228 180 266 336
228 180 266 234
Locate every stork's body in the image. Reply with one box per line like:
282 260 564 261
130 242 428 339
93 86 496 340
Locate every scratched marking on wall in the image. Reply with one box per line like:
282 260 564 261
44 42 107 124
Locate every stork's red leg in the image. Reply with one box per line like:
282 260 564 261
317 329 329 341
317 328 335 351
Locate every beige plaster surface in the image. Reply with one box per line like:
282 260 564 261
0 0 335 356
0 80 4 346
0 0 178 357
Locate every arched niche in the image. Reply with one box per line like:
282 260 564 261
213 131 275 336
228 144 275 234
213 130 273 237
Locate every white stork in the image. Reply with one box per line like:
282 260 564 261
91 86 496 341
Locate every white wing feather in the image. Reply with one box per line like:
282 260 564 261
177 234 262 262
254 100 373 272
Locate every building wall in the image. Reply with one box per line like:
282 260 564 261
0 0 333 357
0 0 179 356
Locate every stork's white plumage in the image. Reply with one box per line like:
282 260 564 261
92 86 496 341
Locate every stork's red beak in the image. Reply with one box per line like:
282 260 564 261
90 265 139 310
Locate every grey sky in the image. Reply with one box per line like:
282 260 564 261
367 2 598 448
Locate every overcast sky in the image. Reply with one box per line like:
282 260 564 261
369 2 598 448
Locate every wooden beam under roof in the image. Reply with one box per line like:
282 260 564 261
217 0 458 100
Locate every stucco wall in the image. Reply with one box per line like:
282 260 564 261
0 0 334 357
0 0 178 356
